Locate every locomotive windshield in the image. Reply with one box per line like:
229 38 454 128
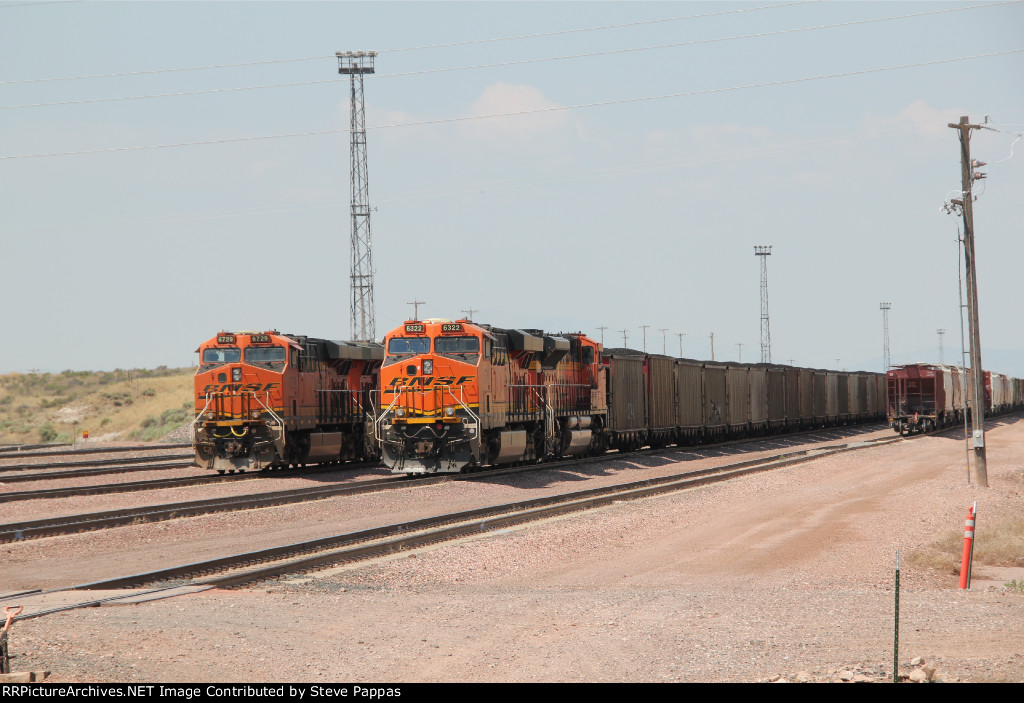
244 346 286 363
387 337 431 355
435 336 479 354
202 347 240 365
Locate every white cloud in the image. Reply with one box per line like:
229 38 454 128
865 99 964 139
463 82 574 141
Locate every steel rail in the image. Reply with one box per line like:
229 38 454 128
0 425 897 541
0 443 191 458
0 475 405 543
0 452 193 473
0 460 195 486
75 439 896 592
0 460 385 501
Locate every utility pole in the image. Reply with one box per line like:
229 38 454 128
621 329 629 347
937 329 946 364
659 328 669 355
640 325 650 353
709 333 715 361
461 307 478 321
596 326 608 346
880 302 892 372
677 333 685 358
949 115 988 487
407 299 425 320
754 245 773 362
337 50 377 342
736 342 745 363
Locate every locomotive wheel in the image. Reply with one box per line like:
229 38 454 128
217 470 226 475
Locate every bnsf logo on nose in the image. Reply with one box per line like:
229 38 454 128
387 376 473 388
200 383 280 394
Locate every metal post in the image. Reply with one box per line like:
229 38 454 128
659 328 669 356
893 549 900 684
937 329 946 365
337 50 378 343
640 325 650 353
949 115 988 487
880 302 892 372
677 333 685 358
754 245 773 362
407 299 425 320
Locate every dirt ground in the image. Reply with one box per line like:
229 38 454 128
6 419 1024 683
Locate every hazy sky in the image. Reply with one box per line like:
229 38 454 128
2 1 1022 375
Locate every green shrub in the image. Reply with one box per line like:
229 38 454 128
39 424 58 443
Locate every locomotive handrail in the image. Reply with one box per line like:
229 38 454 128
314 388 366 419
442 385 480 425
248 390 284 428
375 392 404 444
190 394 216 444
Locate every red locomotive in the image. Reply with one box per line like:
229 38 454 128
193 330 382 473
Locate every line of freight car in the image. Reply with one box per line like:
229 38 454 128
602 350 886 448
886 363 1024 435
376 317 886 475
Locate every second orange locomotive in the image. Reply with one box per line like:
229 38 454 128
377 318 605 473
193 330 382 473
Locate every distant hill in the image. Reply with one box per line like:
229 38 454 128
0 367 194 445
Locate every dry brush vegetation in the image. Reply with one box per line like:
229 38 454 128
0 367 194 444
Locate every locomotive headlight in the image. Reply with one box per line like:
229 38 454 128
422 359 433 375
445 407 455 417
232 368 242 382
396 408 406 418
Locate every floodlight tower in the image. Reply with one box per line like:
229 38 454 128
937 328 946 364
880 302 892 372
337 50 377 342
754 246 773 363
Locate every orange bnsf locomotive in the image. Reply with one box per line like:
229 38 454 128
193 330 383 473
376 318 606 473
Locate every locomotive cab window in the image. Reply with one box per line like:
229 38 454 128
385 336 431 366
435 336 479 354
202 347 240 365
245 345 287 370
387 337 431 355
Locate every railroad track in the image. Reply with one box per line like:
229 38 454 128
0 452 192 475
0 443 191 459
0 460 383 501
0 459 195 486
11 434 901 619
0 426 895 540
0 472 400 543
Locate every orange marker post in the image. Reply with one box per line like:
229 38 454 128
959 502 977 590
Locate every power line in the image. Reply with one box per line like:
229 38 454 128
383 0 824 53
3 122 924 232
0 0 819 85
6 2 1019 110
3 48 1021 161
0 55 335 86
